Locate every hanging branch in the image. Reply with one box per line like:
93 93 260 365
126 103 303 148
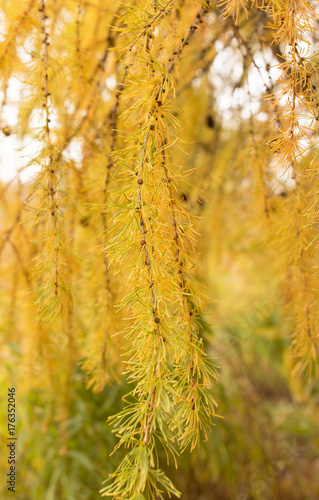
30 0 70 322
101 2 218 498
82 69 127 392
260 0 319 376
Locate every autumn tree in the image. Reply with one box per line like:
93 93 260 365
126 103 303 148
0 0 319 499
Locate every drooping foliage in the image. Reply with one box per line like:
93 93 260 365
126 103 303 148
0 0 319 499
